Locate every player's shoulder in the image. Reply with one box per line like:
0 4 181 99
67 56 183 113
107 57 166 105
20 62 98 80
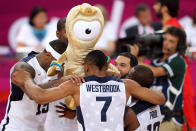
122 79 137 86
20 51 39 63
84 75 123 83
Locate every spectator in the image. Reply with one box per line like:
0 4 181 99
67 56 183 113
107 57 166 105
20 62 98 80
125 4 162 38
139 27 187 131
94 4 116 56
153 0 182 29
16 6 55 51
185 9 196 48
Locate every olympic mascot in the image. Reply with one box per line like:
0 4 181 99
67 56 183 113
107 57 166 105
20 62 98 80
47 3 120 110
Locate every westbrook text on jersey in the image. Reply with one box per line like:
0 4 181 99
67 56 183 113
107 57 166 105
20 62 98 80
86 84 121 92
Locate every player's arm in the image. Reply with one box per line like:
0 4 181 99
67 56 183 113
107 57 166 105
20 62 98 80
39 75 84 89
12 62 83 89
138 62 166 77
24 78 77 105
11 62 62 89
124 106 140 131
124 79 165 105
11 62 36 98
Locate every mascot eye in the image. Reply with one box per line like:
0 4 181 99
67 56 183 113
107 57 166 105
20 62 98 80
73 20 101 41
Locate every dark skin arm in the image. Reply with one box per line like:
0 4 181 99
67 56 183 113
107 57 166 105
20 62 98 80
11 62 36 99
124 106 140 131
12 68 80 105
55 102 76 119
123 79 165 105
12 62 84 89
12 62 55 89
11 64 84 104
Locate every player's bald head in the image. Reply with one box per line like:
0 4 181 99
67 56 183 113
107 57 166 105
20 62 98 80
127 65 154 88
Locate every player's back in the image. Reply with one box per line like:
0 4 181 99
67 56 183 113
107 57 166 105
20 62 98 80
44 99 78 131
0 52 50 131
77 75 126 131
131 101 163 131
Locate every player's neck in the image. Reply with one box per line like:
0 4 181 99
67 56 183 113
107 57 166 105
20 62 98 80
88 69 106 77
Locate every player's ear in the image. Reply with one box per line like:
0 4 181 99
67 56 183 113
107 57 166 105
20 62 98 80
56 30 60 38
84 63 89 73
105 64 109 71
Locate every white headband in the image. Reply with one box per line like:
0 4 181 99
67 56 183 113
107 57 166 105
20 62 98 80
45 44 61 59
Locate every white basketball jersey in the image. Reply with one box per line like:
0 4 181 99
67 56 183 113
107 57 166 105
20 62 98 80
77 76 126 131
131 101 163 131
0 52 50 131
44 99 78 131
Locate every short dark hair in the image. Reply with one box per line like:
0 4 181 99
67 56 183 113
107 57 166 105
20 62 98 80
156 0 179 17
135 4 149 17
129 65 154 88
85 50 107 70
57 17 66 32
118 52 138 67
49 39 68 54
29 6 47 26
165 27 187 55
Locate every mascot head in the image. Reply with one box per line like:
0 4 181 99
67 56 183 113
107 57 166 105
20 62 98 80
66 3 104 49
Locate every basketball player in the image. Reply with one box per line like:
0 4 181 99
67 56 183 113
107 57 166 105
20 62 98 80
126 65 163 131
0 40 69 131
44 17 78 131
12 50 165 131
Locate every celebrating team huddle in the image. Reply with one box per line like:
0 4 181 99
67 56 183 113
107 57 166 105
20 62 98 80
1 1 189 131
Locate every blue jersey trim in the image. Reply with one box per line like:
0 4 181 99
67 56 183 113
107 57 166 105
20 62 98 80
131 100 155 115
84 75 123 83
76 106 85 131
2 101 11 131
20 51 38 63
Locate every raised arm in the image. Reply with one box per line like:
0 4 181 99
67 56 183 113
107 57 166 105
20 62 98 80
12 61 83 88
12 68 81 105
11 62 36 98
123 79 165 105
24 78 76 105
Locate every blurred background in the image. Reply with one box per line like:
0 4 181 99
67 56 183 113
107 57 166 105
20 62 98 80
0 0 196 128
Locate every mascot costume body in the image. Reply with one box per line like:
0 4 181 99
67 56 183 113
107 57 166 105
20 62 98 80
47 3 120 110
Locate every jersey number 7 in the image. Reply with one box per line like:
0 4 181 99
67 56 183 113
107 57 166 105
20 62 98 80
96 96 112 122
